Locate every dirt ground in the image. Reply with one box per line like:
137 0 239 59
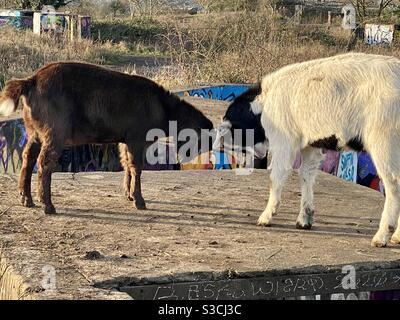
1 168 400 299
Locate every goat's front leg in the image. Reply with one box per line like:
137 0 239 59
257 144 295 226
126 144 146 210
296 147 324 229
37 141 61 214
131 163 145 210
19 136 41 207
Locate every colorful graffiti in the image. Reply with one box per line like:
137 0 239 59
0 118 178 174
32 12 91 40
321 150 340 175
39 13 67 34
364 24 394 45
176 84 252 102
0 10 34 29
79 16 91 39
356 152 383 192
293 149 383 193
0 10 90 39
337 151 358 183
0 120 25 174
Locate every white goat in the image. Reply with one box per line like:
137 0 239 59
219 52 400 247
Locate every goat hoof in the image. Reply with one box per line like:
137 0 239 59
44 205 56 215
371 240 387 248
258 224 272 228
21 196 34 208
390 234 400 245
135 201 147 210
257 217 272 227
296 222 312 230
371 237 387 248
257 222 272 227
125 191 133 201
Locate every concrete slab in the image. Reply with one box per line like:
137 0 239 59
1 170 400 299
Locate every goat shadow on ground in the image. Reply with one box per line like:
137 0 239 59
54 205 377 238
145 199 382 222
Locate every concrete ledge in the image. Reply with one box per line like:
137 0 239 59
0 250 35 300
1 170 400 299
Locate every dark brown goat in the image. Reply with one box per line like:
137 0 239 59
0 62 213 214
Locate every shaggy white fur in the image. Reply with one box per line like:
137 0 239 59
254 52 400 247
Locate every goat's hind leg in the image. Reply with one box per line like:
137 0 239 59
37 136 63 214
125 143 146 210
391 195 400 244
368 137 400 247
296 147 324 229
389 175 400 245
19 134 41 207
257 142 296 226
119 143 132 201
371 174 400 247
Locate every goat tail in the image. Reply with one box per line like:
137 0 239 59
0 78 34 117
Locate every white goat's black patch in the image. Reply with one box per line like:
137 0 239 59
346 136 364 152
309 135 364 151
309 135 339 150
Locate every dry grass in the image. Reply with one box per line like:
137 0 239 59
0 26 127 86
2 10 400 90
160 9 400 86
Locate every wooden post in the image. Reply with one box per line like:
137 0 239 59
328 11 331 26
33 12 41 35
69 15 75 42
77 16 82 41
294 5 303 24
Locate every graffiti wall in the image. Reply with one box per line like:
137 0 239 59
32 12 91 39
40 13 67 34
0 120 25 174
0 84 385 194
78 16 91 39
176 84 251 102
0 118 119 174
364 24 394 45
0 10 34 29
337 151 358 183
0 118 177 174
